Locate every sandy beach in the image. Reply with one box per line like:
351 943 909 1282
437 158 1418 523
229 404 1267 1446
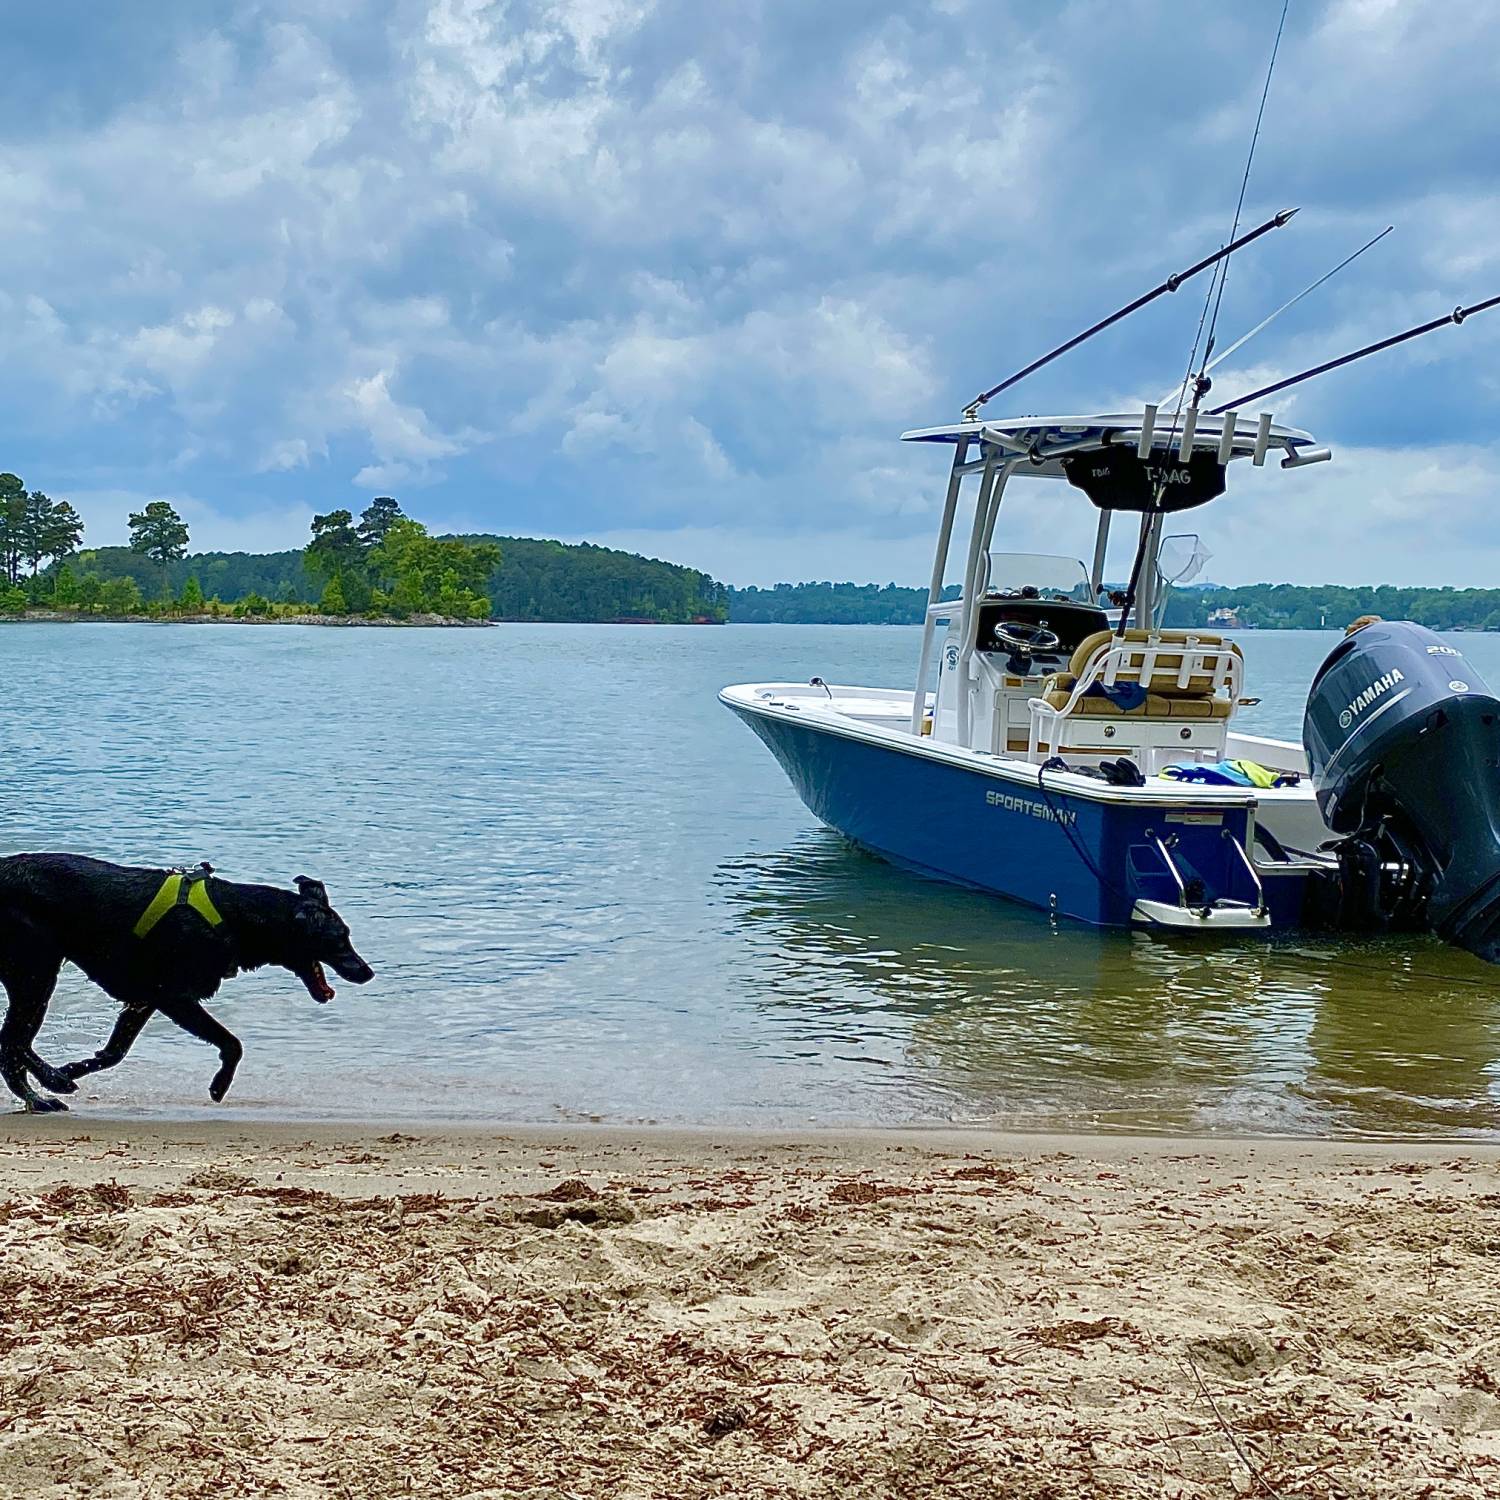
1 1123 1499 1498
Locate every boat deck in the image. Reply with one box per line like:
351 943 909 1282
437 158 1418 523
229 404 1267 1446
723 680 1330 859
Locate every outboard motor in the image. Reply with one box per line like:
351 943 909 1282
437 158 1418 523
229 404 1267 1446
1304 620 1500 961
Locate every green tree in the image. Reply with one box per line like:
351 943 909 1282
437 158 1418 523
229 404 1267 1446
319 574 348 615
368 518 500 617
0 583 27 614
44 498 83 569
19 493 83 575
100 576 143 615
177 575 206 613
76 574 103 612
305 509 373 611
127 500 189 597
51 563 80 607
0 474 26 584
356 496 403 549
306 509 361 582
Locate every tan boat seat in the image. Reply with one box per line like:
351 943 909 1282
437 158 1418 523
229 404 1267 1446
1028 628 1243 763
1040 675 1231 720
1067 628 1242 699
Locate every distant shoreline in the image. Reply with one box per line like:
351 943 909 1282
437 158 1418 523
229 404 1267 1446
2 610 727 627
7 610 1492 631
1 610 495 628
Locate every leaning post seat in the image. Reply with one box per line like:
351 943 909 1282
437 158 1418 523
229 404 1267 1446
1026 628 1244 767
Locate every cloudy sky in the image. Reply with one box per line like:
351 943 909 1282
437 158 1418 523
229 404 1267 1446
2 0 1497 587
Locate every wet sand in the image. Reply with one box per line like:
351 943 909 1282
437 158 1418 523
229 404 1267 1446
2 1121 1500 1497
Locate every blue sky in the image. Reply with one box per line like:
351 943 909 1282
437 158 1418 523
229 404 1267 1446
2 0 1497 587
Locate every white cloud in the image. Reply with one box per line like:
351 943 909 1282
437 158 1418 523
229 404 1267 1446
258 438 321 473
592 437 1500 594
67 490 315 555
345 369 461 462
352 461 416 489
126 306 236 382
0 1 1495 589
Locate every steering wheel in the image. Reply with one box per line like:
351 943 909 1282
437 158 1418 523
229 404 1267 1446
992 620 1061 654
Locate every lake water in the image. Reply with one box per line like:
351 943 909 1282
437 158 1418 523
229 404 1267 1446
5 621 1500 1138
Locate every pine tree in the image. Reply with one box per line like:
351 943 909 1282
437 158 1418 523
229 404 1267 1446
356 495 403 548
51 564 80 607
319 574 348 615
127 500 189 598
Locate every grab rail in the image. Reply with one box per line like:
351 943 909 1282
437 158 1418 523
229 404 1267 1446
1147 832 1189 907
1223 826 1267 915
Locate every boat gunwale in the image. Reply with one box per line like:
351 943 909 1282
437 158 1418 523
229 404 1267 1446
719 681 1311 811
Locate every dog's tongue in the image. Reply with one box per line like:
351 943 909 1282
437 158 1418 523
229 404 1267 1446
308 962 336 1004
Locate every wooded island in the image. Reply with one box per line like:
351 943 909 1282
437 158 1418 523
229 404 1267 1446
0 485 729 625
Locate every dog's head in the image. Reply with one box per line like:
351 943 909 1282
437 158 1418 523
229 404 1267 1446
290 876 375 1002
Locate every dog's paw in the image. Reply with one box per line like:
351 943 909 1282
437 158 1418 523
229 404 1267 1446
208 1075 233 1103
25 1097 69 1114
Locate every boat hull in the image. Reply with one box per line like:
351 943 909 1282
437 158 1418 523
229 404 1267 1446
726 691 1304 930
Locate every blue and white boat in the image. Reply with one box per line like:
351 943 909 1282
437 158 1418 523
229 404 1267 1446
723 409 1500 960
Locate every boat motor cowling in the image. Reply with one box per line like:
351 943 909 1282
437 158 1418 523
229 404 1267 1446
1303 620 1500 961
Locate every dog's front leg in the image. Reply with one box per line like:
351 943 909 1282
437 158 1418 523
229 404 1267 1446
57 1006 154 1083
155 996 243 1103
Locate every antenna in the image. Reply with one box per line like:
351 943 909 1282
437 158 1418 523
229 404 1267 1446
1208 292 1500 413
1116 1 1290 636
961 207 1299 420
1158 225 1393 407
1187 0 1291 408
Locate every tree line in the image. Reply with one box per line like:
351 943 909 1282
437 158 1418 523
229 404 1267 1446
0 486 189 615
6 480 1499 631
1 486 728 623
302 497 500 619
476 536 728 622
727 579 1500 631
0 489 503 620
1161 583 1500 632
0 477 84 586
728 581 934 624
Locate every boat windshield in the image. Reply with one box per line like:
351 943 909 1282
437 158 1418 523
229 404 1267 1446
982 552 1093 602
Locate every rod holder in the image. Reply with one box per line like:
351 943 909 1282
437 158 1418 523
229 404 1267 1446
1137 404 1158 459
1252 412 1273 466
1177 408 1198 459
1216 410 1238 464
1280 445 1332 469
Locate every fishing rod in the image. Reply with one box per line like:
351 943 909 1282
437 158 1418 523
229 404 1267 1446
1208 291 1500 413
1157 225 1393 407
963 206 1299 418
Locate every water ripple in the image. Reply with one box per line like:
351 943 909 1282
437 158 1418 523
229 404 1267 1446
3 621 1500 1136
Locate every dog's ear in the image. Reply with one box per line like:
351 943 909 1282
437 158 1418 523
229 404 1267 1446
295 876 330 908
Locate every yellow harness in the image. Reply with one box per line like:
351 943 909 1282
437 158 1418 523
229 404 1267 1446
132 867 224 940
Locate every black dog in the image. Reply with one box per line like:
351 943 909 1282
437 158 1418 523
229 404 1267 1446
0 853 374 1112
